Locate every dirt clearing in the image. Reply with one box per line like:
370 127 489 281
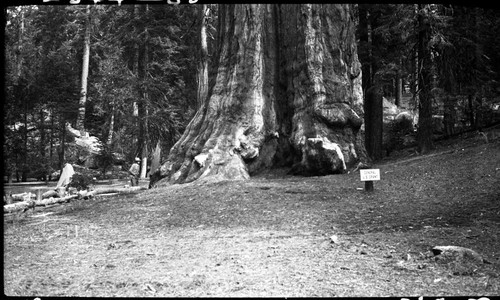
3 137 500 297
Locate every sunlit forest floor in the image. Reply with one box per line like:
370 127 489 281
4 131 500 297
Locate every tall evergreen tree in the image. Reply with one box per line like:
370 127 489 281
76 5 91 131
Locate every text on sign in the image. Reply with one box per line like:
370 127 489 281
360 169 380 181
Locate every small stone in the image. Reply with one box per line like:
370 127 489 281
432 245 485 263
330 235 339 244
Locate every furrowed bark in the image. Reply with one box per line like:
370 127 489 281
152 4 278 186
150 4 367 187
280 4 365 175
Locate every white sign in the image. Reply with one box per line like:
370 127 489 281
360 169 380 181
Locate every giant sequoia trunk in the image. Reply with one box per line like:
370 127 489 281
196 4 209 109
150 4 367 187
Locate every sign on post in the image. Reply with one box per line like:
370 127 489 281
360 169 380 181
359 168 380 192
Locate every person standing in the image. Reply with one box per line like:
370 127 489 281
129 157 141 186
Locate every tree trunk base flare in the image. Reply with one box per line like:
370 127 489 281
289 137 347 176
150 4 368 187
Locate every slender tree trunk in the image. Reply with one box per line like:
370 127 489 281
49 109 54 181
150 4 367 187
411 49 418 110
15 7 24 85
39 108 46 181
365 87 383 160
17 8 28 182
76 5 91 131
358 4 371 92
107 100 115 145
473 7 481 129
22 101 28 182
440 43 456 137
467 94 475 129
416 4 434 153
58 118 66 174
395 63 403 107
443 95 456 136
412 4 420 111
367 10 373 91
359 5 380 161
136 4 149 179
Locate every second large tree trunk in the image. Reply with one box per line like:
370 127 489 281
150 4 367 187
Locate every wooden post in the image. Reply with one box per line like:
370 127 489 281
36 189 42 201
360 166 380 192
364 181 374 192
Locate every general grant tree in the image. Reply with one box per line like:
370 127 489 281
150 4 368 187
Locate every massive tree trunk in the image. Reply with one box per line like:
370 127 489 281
150 4 367 187
196 4 209 109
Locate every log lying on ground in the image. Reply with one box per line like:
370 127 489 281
13 189 62 200
4 195 79 214
78 186 147 198
36 194 79 206
11 192 36 201
92 186 146 195
3 200 36 214
8 189 65 201
42 190 59 199
4 186 147 214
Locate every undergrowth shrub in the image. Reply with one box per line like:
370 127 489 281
68 173 94 191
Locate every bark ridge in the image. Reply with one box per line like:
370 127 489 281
150 4 367 187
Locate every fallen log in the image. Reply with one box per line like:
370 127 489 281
11 192 35 201
42 186 146 199
42 190 59 199
76 186 146 199
35 194 79 206
3 200 35 214
4 195 79 213
92 186 146 195
4 186 147 214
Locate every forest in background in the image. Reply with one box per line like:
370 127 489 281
3 3 500 183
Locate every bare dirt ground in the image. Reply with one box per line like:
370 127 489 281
3 134 500 297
